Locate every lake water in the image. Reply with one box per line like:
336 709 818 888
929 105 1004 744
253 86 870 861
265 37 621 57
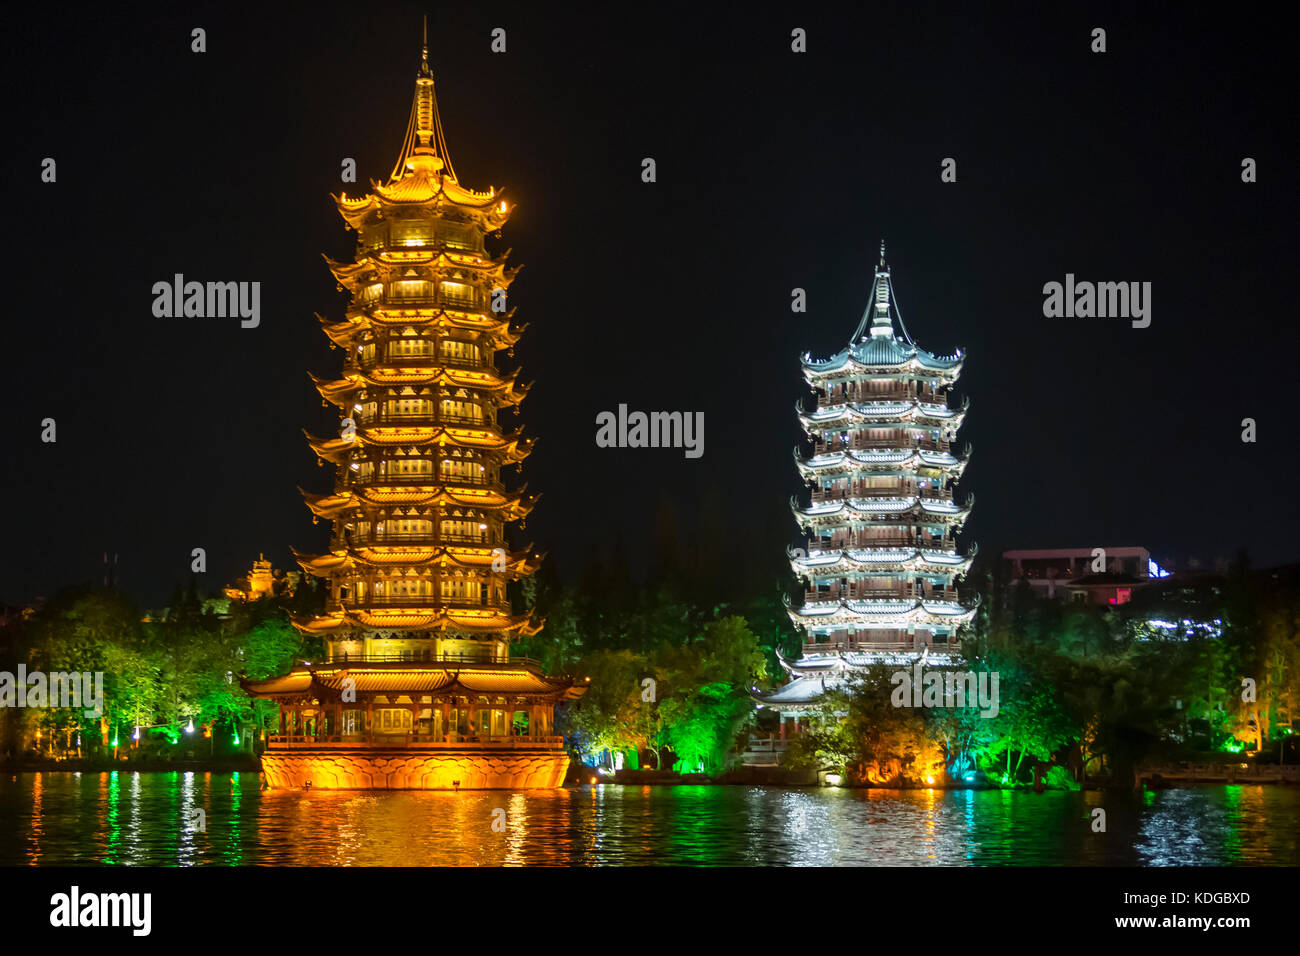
2 772 1298 866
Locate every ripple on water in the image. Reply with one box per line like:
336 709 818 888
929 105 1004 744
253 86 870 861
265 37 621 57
0 774 1297 866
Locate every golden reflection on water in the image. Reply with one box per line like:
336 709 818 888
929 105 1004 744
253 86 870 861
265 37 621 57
26 772 43 866
1 774 1298 866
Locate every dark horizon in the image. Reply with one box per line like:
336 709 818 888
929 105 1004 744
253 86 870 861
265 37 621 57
3 2 1295 607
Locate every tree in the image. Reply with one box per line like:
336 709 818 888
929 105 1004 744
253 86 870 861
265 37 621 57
565 649 649 767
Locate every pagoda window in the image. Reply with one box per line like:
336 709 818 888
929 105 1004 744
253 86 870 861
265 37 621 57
393 279 431 300
440 457 476 479
381 577 431 597
393 458 432 476
439 280 475 308
376 709 413 733
390 338 432 358
392 222 433 247
441 579 483 602
441 518 486 542
384 397 432 417
383 518 433 537
361 284 382 303
440 398 482 423
439 223 475 251
358 343 377 363
440 339 482 363
340 709 363 736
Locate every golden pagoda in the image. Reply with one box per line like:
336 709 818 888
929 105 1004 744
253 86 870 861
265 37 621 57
244 28 585 789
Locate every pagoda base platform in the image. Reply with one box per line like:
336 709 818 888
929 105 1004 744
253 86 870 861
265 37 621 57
258 746 570 790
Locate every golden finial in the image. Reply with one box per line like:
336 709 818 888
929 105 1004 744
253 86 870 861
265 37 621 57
420 15 432 78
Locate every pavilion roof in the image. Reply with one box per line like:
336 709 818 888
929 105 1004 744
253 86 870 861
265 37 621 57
242 661 587 701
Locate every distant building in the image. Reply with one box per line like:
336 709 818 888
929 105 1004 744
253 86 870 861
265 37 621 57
223 555 299 604
1002 546 1172 605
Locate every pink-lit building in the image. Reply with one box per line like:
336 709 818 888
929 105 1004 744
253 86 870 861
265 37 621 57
1002 546 1172 605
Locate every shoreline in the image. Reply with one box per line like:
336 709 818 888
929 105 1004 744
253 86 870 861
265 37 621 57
2 758 261 774
5 764 1295 792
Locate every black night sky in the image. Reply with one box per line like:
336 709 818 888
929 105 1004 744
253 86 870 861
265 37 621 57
3 2 1295 607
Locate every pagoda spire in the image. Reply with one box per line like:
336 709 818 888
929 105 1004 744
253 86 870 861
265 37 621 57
869 239 894 337
849 239 896 342
389 19 458 183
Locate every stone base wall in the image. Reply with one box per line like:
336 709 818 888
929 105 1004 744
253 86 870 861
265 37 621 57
259 747 570 790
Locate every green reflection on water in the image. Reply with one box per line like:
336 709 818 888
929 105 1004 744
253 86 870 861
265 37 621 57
1222 784 1243 865
105 771 120 865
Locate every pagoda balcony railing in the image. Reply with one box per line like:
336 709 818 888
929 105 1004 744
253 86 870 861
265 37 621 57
809 486 952 504
362 240 486 258
375 295 484 311
349 531 496 547
815 398 953 416
350 473 503 491
824 389 946 405
802 587 972 605
805 586 923 603
356 410 497 429
801 640 963 657
332 596 513 613
266 734 566 750
813 437 950 454
301 652 538 667
357 352 500 375
372 351 490 371
808 537 955 552
429 353 494 371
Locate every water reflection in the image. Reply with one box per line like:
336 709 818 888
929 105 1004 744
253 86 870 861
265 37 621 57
0 774 1297 866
